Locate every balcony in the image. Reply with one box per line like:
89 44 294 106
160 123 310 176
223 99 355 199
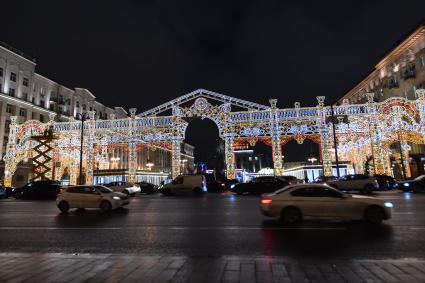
49 97 66 105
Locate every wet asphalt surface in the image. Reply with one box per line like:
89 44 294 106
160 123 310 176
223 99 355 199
1 191 425 260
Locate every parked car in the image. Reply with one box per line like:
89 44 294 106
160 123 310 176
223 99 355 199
279 176 299 185
136 181 158 194
160 175 207 196
56 185 129 213
4 187 15 198
399 175 425 193
233 176 291 195
326 174 379 194
259 184 393 224
13 180 64 200
313 175 338 183
0 186 6 199
104 181 141 196
374 175 398 190
222 179 239 190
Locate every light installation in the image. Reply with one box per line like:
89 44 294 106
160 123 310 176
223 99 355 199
3 88 425 187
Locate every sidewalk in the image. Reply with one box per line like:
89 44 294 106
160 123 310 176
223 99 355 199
1 253 425 282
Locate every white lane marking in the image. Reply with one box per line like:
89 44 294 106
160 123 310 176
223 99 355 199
0 226 346 231
393 212 415 214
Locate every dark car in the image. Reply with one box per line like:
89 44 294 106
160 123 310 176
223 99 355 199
399 175 425 193
0 186 6 199
313 175 338 184
374 174 398 190
233 176 290 195
203 174 226 193
278 175 299 185
13 180 64 200
221 178 239 190
136 181 158 194
207 180 226 193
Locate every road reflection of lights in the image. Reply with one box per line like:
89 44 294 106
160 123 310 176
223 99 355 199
229 195 236 202
404 193 412 200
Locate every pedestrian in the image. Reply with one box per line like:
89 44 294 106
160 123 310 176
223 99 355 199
304 175 309 184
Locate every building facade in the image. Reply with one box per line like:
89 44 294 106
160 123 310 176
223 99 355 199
338 22 425 178
0 42 193 186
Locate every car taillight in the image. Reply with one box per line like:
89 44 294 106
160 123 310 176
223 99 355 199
288 181 292 185
221 183 225 187
260 198 272 205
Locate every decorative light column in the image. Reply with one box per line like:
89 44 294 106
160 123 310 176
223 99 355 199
366 93 385 175
269 99 283 176
171 138 182 179
224 135 235 179
171 106 183 179
3 116 18 187
316 96 332 176
128 108 137 183
85 111 96 185
401 143 412 179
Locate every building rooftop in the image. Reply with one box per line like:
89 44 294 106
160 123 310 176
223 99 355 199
0 41 36 63
339 20 425 104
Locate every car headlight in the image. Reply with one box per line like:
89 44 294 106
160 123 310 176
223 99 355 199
113 196 120 200
384 202 393 208
403 183 410 187
230 184 236 189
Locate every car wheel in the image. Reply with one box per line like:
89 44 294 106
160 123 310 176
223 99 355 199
236 187 244 195
193 187 201 196
364 206 384 225
362 185 374 195
281 207 302 224
58 201 69 213
100 201 112 212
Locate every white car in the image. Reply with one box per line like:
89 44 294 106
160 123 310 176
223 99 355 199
160 175 207 196
259 184 393 224
56 185 130 213
104 181 141 196
326 174 379 194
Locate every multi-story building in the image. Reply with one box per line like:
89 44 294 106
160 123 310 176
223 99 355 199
0 42 128 159
0 42 194 186
338 22 425 104
338 22 425 178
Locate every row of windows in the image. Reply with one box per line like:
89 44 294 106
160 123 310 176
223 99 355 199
0 69 29 87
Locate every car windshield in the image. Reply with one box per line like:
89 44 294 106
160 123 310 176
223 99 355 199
96 186 113 193
271 186 292 195
414 175 425 181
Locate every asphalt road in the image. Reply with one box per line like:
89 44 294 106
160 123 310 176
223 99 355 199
1 191 425 260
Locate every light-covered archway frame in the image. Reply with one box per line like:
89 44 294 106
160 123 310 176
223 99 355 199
3 88 425 186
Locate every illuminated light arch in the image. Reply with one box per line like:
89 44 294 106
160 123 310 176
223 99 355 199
3 88 425 186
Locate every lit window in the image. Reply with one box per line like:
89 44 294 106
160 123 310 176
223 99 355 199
10 72 16 82
23 78 29 87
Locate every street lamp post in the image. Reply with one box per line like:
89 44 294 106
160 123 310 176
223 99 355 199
75 112 89 185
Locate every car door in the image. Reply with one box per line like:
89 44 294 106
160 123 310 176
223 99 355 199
318 187 351 218
65 187 85 208
80 186 102 208
289 187 324 218
171 176 185 193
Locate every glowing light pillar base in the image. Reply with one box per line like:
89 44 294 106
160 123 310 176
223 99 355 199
270 99 283 176
128 142 137 183
171 139 181 179
224 136 235 179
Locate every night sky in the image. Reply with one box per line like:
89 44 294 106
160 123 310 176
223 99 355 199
2 1 425 165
